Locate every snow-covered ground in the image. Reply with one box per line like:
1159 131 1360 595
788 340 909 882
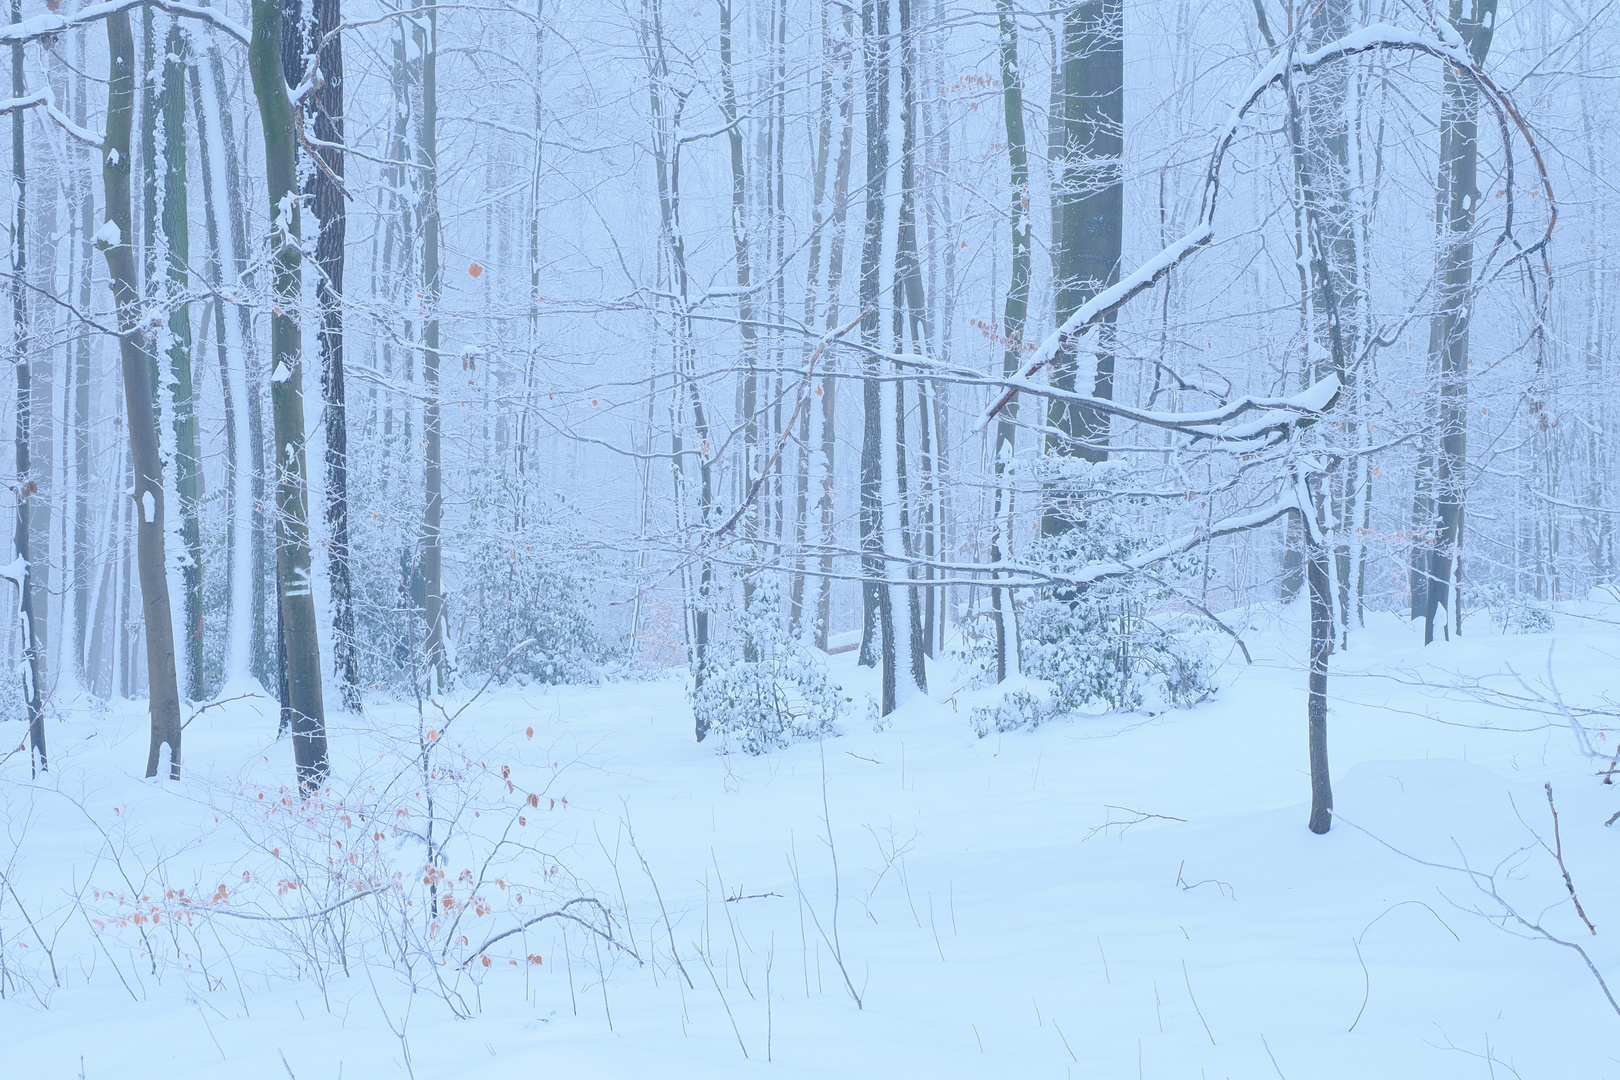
4 609 1619 1078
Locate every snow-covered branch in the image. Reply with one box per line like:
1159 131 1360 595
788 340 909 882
0 0 250 47
979 21 1553 430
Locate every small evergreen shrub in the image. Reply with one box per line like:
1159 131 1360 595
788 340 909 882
455 488 612 686
971 458 1214 735
695 572 850 754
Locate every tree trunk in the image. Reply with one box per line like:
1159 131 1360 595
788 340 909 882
160 20 203 701
249 0 329 792
10 0 43 773
992 0 1030 683
189 53 254 687
815 3 856 653
894 0 928 687
102 10 182 779
1423 0 1495 644
1306 499 1333 835
418 10 447 693
287 0 360 711
72 34 93 689
641 0 715 736
718 0 761 606
790 0 837 639
857 0 893 687
198 37 271 693
1044 0 1122 537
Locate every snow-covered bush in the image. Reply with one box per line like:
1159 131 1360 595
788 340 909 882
973 458 1213 734
1469 581 1556 634
453 480 614 686
695 571 849 754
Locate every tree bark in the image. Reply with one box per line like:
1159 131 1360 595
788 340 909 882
418 10 446 693
815 3 856 653
102 10 183 779
160 19 203 701
249 0 329 792
10 0 43 773
285 0 360 710
1307 502 1333 835
1422 0 1495 644
718 0 761 610
1044 0 1122 538
992 0 1030 683
857 0 894 691
72 34 94 689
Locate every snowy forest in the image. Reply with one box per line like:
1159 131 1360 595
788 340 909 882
0 0 1617 1075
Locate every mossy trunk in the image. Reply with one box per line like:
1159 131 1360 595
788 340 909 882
249 0 329 792
102 10 182 779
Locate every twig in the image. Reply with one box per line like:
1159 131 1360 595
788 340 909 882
1083 806 1187 842
1182 959 1216 1045
180 692 263 731
1348 938 1369 1032
624 808 694 989
202 888 381 923
724 889 782 903
1338 813 1620 1018
1052 1020 1078 1062
1262 1035 1288 1079
786 850 861 1009
694 941 748 1059
1175 860 1235 900
709 311 865 540
0 874 59 986
1544 783 1597 935
461 897 639 966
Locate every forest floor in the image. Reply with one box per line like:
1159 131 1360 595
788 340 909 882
3 606 1620 1078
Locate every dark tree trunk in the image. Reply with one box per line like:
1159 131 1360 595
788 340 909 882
160 21 203 701
417 13 446 692
857 0 893 688
1423 0 1495 644
1307 511 1333 834
1044 0 1122 541
285 0 360 710
103 10 183 779
250 0 329 792
11 0 43 773
992 0 1030 683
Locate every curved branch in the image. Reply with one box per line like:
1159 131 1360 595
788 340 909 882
980 22 1555 429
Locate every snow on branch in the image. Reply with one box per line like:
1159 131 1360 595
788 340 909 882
1026 494 1306 591
0 86 102 147
979 21 1554 431
0 0 250 48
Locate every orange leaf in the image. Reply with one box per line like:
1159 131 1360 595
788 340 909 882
525 726 534 739
468 262 483 278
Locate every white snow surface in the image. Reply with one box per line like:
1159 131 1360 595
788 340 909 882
4 611 1619 1078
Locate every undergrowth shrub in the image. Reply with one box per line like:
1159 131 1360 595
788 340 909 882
971 459 1214 735
694 570 849 754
